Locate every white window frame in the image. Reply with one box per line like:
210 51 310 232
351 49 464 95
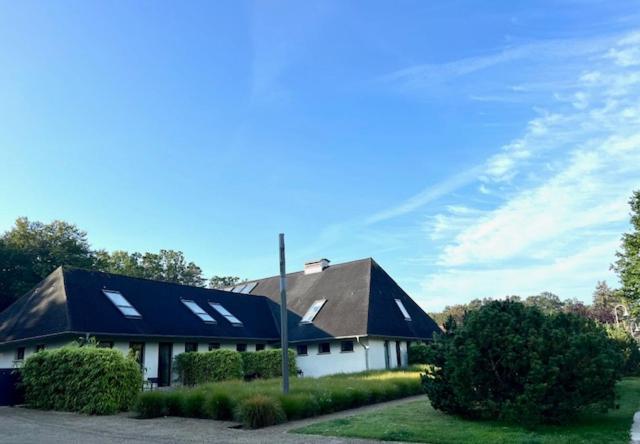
394 299 412 321
209 302 243 326
300 299 327 324
181 299 216 324
102 289 142 319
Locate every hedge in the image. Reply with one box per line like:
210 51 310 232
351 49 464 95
174 349 243 386
135 370 423 428
21 345 142 414
241 349 297 379
408 343 429 365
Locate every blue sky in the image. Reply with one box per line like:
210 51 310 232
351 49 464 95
1 1 639 311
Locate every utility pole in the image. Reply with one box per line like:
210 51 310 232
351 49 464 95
279 233 289 394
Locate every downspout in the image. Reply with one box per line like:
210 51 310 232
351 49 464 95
356 336 369 371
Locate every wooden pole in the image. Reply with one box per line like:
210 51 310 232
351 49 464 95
279 233 289 394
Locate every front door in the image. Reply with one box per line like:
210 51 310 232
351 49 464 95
158 343 173 387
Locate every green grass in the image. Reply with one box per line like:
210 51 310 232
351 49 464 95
293 377 640 444
135 369 424 428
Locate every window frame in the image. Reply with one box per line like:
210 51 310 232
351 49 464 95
255 344 266 351
35 344 46 353
129 342 145 368
102 289 142 319
340 340 354 353
296 344 308 356
394 299 412 321
236 343 247 352
185 342 198 353
181 299 216 324
318 342 331 354
15 347 25 361
208 343 220 351
208 302 243 326
300 299 327 324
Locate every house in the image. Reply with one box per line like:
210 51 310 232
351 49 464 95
0 258 440 385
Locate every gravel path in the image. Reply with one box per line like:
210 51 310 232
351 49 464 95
0 395 427 444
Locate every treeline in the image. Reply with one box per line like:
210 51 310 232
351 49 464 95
0 217 242 311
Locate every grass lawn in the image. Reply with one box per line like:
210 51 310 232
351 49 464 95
293 377 640 444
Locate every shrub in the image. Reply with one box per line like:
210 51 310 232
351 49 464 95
236 394 285 428
240 349 297 379
408 342 429 365
174 349 243 385
180 390 207 418
278 392 320 420
422 300 624 425
135 391 166 418
606 326 640 376
21 345 142 415
203 391 235 420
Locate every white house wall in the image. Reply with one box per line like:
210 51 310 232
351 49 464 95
296 340 368 377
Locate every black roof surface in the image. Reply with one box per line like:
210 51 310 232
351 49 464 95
0 259 441 345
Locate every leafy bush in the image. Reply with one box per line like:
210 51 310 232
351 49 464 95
174 349 243 386
21 345 142 414
606 326 640 376
134 370 422 427
422 300 624 425
408 342 429 365
236 394 286 428
240 349 297 379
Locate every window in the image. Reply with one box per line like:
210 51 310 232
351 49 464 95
36 344 46 353
97 341 113 348
103 289 142 318
185 342 198 353
394 299 412 321
255 344 265 351
15 347 25 361
296 344 308 356
318 342 331 354
181 299 216 324
236 343 247 352
240 282 257 294
209 302 243 326
300 299 327 324
208 343 220 351
129 342 145 367
341 340 354 352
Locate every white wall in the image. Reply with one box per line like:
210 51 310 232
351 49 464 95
296 340 368 377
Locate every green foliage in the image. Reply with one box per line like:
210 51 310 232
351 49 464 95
606 326 640 376
408 343 429 365
21 345 142 414
240 349 297 379
422 300 624 425
174 350 244 386
208 275 242 289
236 394 286 428
95 249 206 287
613 190 640 305
134 370 423 427
0 218 95 310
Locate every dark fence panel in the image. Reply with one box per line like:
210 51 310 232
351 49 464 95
0 368 24 406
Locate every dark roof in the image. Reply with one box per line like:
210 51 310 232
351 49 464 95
0 258 441 346
0 267 279 344
246 258 440 342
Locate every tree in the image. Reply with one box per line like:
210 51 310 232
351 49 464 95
0 218 96 310
97 249 205 287
422 300 623 425
590 281 619 324
524 291 563 315
613 190 640 305
208 275 242 289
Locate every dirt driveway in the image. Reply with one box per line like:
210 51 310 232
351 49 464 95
0 395 425 444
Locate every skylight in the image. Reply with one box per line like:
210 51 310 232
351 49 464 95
300 299 326 324
394 299 412 321
209 302 243 326
102 289 141 318
240 282 257 294
181 299 216 324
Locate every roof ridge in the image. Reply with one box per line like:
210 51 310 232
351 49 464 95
59 267 74 332
245 257 375 284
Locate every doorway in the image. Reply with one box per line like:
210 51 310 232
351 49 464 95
384 340 390 369
158 343 173 387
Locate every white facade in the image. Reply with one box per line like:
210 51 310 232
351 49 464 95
1 337 410 380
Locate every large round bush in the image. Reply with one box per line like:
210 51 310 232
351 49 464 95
422 300 624 425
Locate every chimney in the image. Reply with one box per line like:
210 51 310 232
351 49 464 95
304 259 330 275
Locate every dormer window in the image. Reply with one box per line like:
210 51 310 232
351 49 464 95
395 299 412 321
103 290 142 318
300 299 326 324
